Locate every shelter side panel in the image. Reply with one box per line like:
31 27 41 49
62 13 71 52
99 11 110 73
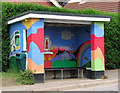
9 21 26 57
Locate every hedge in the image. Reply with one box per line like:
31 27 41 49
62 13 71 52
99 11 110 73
2 2 120 71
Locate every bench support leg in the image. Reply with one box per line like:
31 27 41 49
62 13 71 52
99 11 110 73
78 69 80 78
61 69 63 79
54 70 56 79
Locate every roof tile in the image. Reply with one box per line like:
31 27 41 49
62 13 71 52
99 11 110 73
65 2 119 13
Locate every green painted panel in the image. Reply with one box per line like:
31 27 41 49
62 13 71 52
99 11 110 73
51 59 77 68
91 57 105 71
93 22 104 29
15 37 20 46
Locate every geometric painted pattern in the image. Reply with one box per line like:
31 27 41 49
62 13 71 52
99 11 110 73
91 22 105 71
22 18 44 74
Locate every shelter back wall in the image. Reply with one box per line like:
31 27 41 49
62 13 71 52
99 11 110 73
44 26 91 68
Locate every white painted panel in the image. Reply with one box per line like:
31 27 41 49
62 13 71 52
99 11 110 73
23 29 27 51
8 13 111 25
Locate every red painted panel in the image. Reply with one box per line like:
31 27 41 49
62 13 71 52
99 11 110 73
91 34 104 56
27 28 44 53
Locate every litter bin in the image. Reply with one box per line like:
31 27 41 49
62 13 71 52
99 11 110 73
9 56 19 72
16 53 26 71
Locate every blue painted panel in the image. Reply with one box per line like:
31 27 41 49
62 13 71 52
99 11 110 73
45 26 76 51
28 42 44 65
90 24 104 37
9 21 26 57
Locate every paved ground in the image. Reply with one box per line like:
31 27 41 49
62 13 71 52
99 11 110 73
2 70 119 91
64 83 118 91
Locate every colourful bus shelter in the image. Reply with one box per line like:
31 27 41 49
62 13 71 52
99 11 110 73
7 11 111 83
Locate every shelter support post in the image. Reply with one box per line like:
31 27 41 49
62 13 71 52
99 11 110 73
90 22 105 79
24 18 45 83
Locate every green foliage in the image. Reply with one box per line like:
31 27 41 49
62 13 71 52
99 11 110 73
2 2 120 70
105 63 116 70
104 14 120 69
2 69 34 85
2 69 20 79
16 69 34 85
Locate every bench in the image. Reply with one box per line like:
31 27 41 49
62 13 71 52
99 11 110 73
44 67 83 80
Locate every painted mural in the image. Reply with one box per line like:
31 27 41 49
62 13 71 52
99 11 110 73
9 19 92 73
44 26 91 68
77 41 91 67
10 30 20 52
22 18 44 74
9 18 45 74
9 21 27 72
91 22 105 71
9 21 26 57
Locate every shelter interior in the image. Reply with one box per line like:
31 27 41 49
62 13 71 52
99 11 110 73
44 23 91 79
